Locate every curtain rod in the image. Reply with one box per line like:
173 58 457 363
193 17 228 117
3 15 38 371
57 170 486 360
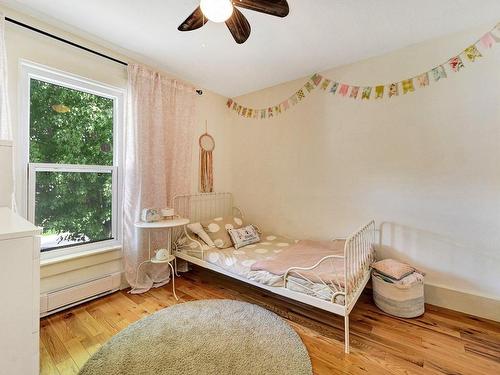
5 17 204 95
5 17 128 66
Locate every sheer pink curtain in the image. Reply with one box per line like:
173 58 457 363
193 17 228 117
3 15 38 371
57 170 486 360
123 64 196 293
0 14 16 211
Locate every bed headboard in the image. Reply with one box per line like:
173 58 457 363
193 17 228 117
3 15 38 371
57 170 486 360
172 192 242 223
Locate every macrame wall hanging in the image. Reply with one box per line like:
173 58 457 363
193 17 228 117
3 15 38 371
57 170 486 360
199 121 215 193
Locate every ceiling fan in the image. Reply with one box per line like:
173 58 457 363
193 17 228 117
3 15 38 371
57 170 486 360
178 0 289 44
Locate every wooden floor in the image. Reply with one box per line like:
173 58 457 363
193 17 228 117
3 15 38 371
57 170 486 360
40 266 500 375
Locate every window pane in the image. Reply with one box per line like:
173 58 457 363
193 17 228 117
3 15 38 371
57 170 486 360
30 79 113 165
35 171 113 251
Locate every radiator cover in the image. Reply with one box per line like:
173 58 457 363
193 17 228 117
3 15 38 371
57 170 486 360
40 272 122 316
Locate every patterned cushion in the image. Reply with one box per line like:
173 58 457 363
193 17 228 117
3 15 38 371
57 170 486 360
372 259 415 281
228 225 260 249
201 216 244 249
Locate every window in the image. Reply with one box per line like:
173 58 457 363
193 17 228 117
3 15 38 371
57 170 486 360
21 62 123 255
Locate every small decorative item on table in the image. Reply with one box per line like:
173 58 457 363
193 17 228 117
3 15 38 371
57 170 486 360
133 217 190 299
154 248 170 261
160 207 175 220
141 208 161 222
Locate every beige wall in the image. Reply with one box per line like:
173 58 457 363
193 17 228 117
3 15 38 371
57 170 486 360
0 5 232 295
230 24 500 320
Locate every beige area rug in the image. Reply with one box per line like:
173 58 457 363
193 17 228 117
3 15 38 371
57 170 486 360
79 299 312 375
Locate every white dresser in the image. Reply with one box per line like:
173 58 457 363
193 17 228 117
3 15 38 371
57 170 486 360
0 207 41 375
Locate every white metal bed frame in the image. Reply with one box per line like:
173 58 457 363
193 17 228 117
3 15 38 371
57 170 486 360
172 192 375 353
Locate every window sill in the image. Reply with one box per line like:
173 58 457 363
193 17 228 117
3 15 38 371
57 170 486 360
40 244 122 267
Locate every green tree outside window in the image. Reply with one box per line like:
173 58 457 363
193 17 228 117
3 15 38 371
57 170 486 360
30 79 114 251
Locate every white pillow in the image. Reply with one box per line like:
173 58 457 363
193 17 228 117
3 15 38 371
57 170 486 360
187 222 215 247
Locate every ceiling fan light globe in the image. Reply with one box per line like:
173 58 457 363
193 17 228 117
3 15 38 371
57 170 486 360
200 0 234 23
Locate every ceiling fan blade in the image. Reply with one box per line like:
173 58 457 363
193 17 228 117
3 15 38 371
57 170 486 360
233 0 289 17
178 6 208 31
225 7 251 44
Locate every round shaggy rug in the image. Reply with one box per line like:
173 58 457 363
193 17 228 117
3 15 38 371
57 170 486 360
79 299 312 375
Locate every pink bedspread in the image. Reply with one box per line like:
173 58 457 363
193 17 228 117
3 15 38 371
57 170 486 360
251 239 346 284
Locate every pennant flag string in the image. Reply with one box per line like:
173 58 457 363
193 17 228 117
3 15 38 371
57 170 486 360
227 23 499 119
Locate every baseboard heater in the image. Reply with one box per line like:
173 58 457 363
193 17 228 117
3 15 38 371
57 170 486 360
40 272 122 317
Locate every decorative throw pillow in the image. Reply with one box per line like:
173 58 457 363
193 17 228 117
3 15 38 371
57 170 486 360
187 223 215 247
228 225 260 249
201 216 244 249
372 259 415 281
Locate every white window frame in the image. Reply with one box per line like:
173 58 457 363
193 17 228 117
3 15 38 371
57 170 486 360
19 60 124 260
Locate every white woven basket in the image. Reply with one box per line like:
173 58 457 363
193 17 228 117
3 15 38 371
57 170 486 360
372 273 424 318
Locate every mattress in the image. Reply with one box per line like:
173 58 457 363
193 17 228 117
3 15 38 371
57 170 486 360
177 233 345 304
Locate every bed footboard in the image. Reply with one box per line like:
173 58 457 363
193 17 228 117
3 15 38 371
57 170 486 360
343 220 376 310
283 220 376 309
284 255 347 304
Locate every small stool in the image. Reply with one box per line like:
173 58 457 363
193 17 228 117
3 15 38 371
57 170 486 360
372 272 424 318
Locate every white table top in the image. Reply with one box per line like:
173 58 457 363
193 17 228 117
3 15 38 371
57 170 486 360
0 207 41 241
135 217 189 229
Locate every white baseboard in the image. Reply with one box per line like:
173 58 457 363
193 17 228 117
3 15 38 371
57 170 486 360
425 283 500 322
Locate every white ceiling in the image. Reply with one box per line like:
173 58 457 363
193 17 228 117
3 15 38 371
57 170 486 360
2 0 500 97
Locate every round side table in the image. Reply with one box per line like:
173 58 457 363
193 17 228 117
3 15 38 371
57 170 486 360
134 217 190 300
